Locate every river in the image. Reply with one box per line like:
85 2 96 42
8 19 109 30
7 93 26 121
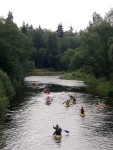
1 76 113 150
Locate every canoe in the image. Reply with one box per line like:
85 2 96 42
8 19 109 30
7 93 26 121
53 134 62 140
80 113 85 117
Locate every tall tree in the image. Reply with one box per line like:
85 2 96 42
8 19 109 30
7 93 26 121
46 32 60 69
6 11 13 23
0 13 35 89
104 8 113 26
89 12 103 27
56 23 64 38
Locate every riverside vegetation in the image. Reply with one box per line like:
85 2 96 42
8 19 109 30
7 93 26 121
61 71 113 100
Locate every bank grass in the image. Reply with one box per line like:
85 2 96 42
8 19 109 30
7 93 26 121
28 68 65 76
62 71 113 98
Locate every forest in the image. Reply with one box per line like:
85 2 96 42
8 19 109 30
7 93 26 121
0 9 113 121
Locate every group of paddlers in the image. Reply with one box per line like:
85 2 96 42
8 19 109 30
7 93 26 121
53 107 85 140
45 94 77 106
44 88 85 115
63 95 77 106
42 88 85 140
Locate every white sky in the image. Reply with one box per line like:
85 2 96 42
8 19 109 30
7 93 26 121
0 0 113 32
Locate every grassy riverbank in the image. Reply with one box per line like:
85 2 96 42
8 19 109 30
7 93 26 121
61 71 113 99
27 68 65 76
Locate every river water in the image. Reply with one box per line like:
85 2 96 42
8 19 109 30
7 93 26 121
1 76 113 150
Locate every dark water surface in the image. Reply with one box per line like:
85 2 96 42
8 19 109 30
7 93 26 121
1 76 113 150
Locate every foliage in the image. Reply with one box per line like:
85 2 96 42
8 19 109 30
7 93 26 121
0 12 35 89
0 70 14 121
104 8 113 26
89 12 103 26
61 48 76 70
62 71 113 98
56 23 64 38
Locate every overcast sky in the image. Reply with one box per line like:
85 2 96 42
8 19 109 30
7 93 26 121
0 0 113 32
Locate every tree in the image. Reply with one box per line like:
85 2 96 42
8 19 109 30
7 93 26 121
56 23 64 38
108 37 113 76
6 11 13 23
73 21 113 78
34 47 47 68
0 13 35 89
20 21 28 34
61 48 75 70
0 70 14 121
104 8 113 26
89 12 103 27
46 32 60 69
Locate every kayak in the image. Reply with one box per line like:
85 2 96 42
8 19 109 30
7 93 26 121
69 101 74 106
73 101 76 104
63 102 70 107
98 103 106 108
53 134 62 140
65 104 70 107
80 113 85 117
46 100 51 105
43 89 50 94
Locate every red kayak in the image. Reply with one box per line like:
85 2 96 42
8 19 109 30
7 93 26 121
43 88 50 94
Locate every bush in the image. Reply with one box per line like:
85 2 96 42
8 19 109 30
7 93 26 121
0 70 14 121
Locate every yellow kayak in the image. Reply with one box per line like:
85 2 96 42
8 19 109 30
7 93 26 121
65 104 70 107
63 103 70 107
69 101 74 106
53 134 62 140
80 113 85 117
46 100 51 105
73 101 76 105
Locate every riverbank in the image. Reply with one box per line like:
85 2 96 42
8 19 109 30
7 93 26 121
27 68 65 76
61 71 113 100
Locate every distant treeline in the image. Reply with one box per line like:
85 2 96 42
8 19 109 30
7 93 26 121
1 9 113 120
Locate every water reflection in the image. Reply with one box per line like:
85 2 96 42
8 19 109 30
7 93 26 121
1 76 113 150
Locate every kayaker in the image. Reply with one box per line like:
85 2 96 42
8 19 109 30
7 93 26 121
53 124 59 130
43 88 50 94
46 97 51 105
63 99 70 105
81 107 85 114
53 125 62 135
70 95 76 104
47 96 50 100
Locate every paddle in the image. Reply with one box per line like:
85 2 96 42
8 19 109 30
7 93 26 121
62 129 69 133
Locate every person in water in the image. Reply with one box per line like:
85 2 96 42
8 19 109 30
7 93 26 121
81 107 85 114
53 124 62 135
